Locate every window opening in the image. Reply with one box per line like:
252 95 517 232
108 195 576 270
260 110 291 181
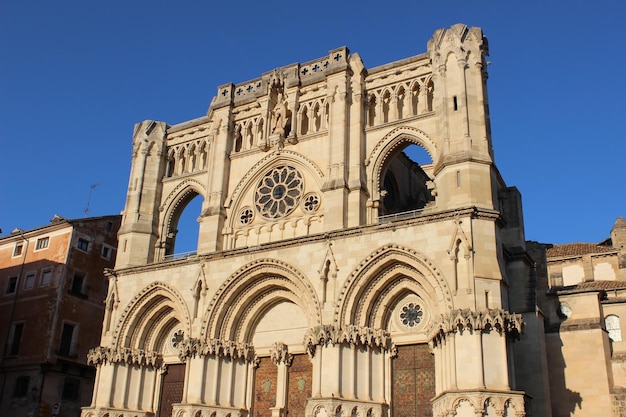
70 273 85 296
13 376 30 398
606 315 622 342
453 96 458 111
77 238 89 251
8 323 24 356
35 237 49 250
24 272 36 290
6 277 17 294
41 269 52 286
13 244 23 257
59 323 76 356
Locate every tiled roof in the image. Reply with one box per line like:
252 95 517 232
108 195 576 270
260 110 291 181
547 242 617 258
568 280 626 291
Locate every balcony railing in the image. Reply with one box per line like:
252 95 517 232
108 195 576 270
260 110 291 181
163 250 197 261
378 208 424 223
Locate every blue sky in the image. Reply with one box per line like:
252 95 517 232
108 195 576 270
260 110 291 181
1 1 624 247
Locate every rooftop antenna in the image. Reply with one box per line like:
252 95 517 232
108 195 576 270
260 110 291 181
84 183 101 216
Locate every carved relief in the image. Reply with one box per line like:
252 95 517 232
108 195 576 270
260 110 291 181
269 342 293 366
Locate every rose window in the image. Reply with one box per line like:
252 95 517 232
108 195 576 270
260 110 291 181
399 303 423 327
255 166 303 219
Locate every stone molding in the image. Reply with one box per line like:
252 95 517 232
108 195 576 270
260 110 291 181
171 404 248 417
177 337 256 363
81 407 155 417
306 398 388 417
86 346 163 368
428 308 523 345
304 324 395 357
270 341 293 366
431 389 527 417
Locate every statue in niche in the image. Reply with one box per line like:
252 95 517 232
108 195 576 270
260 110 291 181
270 92 290 137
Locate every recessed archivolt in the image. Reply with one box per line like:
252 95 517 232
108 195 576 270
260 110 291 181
113 281 191 351
201 258 321 341
335 244 452 326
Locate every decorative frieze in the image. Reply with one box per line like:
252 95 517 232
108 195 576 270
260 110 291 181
304 324 395 357
86 346 162 368
428 308 523 345
177 337 256 363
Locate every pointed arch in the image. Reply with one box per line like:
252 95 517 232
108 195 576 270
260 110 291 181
335 244 453 329
366 126 437 205
113 281 191 352
158 179 207 256
201 258 322 342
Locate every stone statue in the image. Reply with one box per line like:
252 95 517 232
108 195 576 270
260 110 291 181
270 92 289 137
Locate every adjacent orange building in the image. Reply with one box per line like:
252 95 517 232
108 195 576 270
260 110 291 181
0 215 121 417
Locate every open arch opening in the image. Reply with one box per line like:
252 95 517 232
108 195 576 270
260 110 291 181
165 192 203 258
379 143 434 217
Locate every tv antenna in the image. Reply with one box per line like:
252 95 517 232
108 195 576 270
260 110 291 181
84 183 101 216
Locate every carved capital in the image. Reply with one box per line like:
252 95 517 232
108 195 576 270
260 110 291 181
86 346 163 369
177 337 256 363
303 324 395 357
428 308 523 345
270 342 293 366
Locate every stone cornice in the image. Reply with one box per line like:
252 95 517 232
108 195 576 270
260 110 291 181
428 308 523 345
113 206 502 276
304 324 395 357
177 338 256 363
86 346 163 369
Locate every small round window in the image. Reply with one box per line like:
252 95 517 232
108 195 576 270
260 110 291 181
255 166 304 219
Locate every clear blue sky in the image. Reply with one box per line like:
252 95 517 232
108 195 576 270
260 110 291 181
1 1 624 246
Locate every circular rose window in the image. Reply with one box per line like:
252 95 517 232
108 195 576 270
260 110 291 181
399 303 423 327
255 166 304 219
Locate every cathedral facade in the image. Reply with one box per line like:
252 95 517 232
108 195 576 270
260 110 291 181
81 25 618 417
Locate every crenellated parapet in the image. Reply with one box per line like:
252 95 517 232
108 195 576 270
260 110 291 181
86 346 163 368
176 337 257 363
304 324 395 357
428 308 523 346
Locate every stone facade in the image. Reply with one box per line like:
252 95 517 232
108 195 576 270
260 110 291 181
79 24 624 417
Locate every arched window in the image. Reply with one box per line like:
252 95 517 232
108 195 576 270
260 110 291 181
382 90 391 123
396 86 405 120
606 315 622 342
368 95 377 127
300 106 309 135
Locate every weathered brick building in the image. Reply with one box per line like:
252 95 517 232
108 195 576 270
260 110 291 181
0 215 121 417
78 25 626 417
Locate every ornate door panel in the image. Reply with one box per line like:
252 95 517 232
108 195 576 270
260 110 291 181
392 344 435 417
158 363 185 417
252 357 277 417
287 354 312 417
